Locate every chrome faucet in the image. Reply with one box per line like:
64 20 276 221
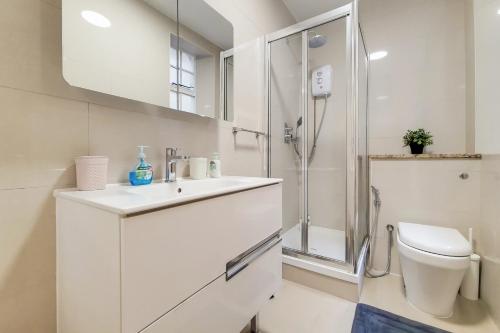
165 147 189 182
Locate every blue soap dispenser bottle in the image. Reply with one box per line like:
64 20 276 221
129 146 153 186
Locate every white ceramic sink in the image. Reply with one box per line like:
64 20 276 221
55 176 282 215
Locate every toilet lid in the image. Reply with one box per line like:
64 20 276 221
398 222 472 257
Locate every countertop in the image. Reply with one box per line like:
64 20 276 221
54 176 282 215
369 154 482 160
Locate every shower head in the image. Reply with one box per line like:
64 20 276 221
308 34 327 48
371 186 382 206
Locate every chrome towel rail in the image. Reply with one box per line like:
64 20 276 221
232 127 267 138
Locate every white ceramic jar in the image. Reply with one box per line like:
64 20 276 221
189 157 207 180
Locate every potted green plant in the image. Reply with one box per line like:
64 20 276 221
403 128 433 154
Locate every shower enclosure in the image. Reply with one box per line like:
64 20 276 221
266 2 369 275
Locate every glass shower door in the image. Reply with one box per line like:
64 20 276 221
269 32 304 253
305 17 348 262
268 12 357 265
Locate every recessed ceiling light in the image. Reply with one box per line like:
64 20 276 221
369 50 388 61
376 95 389 100
497 8 500 15
81 10 111 28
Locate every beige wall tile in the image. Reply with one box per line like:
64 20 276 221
474 0 500 154
479 154 500 329
0 86 88 190
481 257 500 329
232 38 267 131
464 0 475 154
89 103 219 183
361 0 467 154
231 0 296 35
0 187 56 333
41 0 61 9
218 124 265 177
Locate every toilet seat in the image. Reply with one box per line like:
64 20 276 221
397 236 471 270
398 222 472 257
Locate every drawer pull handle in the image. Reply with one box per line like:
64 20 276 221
226 232 281 281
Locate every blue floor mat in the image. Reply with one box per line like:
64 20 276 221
351 303 451 333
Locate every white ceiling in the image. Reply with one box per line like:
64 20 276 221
144 0 233 50
282 0 351 22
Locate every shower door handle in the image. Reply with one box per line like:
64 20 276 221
284 123 294 143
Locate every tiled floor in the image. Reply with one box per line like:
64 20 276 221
256 280 356 333
250 275 500 333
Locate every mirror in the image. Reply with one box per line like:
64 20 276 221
62 0 234 121
220 51 234 121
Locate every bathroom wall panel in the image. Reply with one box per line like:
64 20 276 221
0 86 88 190
0 187 56 333
479 155 500 329
464 0 475 154
370 160 481 274
474 0 500 154
231 38 267 132
218 124 267 177
88 103 219 183
360 0 467 154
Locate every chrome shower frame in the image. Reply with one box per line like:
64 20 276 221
265 1 370 274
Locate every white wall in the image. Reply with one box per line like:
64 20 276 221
465 0 476 153
473 0 500 154
479 155 500 329
369 160 481 275
0 0 295 331
360 0 467 154
472 0 500 329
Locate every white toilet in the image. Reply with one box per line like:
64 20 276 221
397 222 472 317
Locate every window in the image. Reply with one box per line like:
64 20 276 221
170 45 196 113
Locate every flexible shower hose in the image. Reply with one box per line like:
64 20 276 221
365 186 394 278
308 96 328 164
292 96 328 163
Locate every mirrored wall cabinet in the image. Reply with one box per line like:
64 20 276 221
62 0 234 121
